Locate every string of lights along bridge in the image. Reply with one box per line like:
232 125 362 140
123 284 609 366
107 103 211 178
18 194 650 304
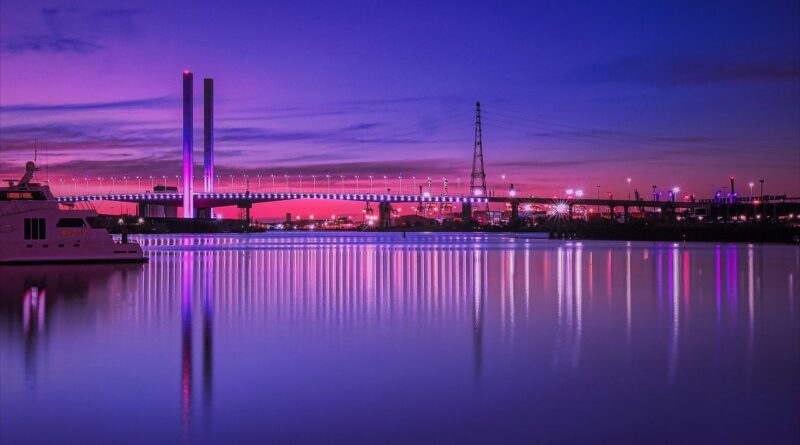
50 72 796 225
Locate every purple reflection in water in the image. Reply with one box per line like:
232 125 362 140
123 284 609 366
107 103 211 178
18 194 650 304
0 234 798 445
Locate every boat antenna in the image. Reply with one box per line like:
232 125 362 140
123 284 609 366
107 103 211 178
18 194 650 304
45 139 50 184
34 138 38 163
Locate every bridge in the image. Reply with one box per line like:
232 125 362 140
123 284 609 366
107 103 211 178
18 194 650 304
41 72 800 225
54 189 718 224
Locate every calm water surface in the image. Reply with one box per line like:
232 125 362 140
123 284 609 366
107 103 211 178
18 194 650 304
1 233 799 444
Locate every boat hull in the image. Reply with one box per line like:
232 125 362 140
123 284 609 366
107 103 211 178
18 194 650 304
0 241 147 264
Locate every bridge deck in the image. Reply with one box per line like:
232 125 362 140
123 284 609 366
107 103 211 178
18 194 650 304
54 191 713 209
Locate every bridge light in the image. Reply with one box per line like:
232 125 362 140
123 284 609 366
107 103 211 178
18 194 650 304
566 189 574 196
575 190 584 197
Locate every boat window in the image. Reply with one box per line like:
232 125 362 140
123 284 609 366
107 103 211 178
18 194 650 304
23 218 46 240
57 218 86 228
0 191 47 200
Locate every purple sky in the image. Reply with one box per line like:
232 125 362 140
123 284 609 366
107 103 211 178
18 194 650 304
1 0 798 215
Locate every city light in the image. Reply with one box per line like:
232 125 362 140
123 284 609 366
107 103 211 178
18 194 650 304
575 190 584 197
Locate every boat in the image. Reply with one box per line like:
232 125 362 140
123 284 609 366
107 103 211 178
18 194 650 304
0 161 146 264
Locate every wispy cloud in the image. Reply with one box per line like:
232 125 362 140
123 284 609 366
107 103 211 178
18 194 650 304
573 51 800 86
4 35 102 54
0 119 426 160
0 122 177 154
3 7 141 54
0 96 176 113
215 122 428 146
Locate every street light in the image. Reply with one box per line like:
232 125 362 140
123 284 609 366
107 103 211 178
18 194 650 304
327 174 332 193
312 175 317 193
596 185 600 214
671 187 680 202
627 177 632 200
354 175 359 193
340 175 345 193
748 182 754 200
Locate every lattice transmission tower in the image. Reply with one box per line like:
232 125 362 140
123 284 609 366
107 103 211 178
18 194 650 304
469 101 487 197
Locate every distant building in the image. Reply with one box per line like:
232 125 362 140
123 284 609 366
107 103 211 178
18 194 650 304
396 214 435 227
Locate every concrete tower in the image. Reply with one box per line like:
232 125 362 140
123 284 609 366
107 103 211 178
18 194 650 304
182 71 194 218
203 78 214 195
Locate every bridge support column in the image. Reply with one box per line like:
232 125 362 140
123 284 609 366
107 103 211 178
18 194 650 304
461 202 472 224
568 204 574 220
378 201 392 228
509 199 520 226
623 206 629 223
237 200 252 224
197 208 212 219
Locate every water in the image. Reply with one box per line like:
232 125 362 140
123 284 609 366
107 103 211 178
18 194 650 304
1 233 798 444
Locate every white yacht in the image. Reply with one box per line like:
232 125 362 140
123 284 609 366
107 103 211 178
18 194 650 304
0 161 146 264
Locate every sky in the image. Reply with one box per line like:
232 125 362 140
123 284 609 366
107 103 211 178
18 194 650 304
1 0 798 217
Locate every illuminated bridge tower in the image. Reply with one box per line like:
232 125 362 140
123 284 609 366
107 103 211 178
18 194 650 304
200 78 215 219
182 71 194 218
469 101 487 198
203 79 214 195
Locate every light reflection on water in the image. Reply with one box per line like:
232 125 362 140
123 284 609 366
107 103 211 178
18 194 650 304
1 233 798 444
